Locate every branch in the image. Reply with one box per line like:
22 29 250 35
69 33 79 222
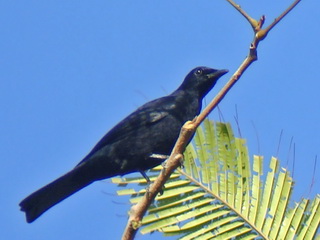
263 0 302 37
225 0 260 30
121 1 302 239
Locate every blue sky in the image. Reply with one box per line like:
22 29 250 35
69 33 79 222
1 1 319 239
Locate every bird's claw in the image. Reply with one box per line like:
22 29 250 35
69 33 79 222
179 155 185 169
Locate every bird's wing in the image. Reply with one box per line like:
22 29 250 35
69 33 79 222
83 95 178 158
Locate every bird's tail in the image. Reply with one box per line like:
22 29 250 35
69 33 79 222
19 164 97 223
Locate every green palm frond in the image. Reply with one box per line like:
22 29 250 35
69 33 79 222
112 120 320 239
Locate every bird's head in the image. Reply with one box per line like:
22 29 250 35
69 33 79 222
179 67 228 99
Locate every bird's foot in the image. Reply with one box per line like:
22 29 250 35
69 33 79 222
179 154 185 169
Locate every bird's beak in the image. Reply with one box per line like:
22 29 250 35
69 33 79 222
207 69 229 79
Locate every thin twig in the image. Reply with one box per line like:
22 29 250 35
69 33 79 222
225 0 259 30
263 0 302 37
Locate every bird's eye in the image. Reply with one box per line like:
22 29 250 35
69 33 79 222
195 68 203 75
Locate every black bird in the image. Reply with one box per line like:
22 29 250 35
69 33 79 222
19 66 228 223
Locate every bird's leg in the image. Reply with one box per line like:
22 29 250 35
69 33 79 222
139 171 154 196
139 171 151 184
140 170 165 196
151 153 172 195
142 152 169 183
141 153 170 196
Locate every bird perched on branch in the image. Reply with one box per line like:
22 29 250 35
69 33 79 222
19 66 228 223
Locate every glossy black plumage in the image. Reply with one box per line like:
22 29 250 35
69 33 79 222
19 66 228 223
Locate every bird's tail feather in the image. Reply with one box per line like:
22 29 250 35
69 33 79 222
19 164 96 223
